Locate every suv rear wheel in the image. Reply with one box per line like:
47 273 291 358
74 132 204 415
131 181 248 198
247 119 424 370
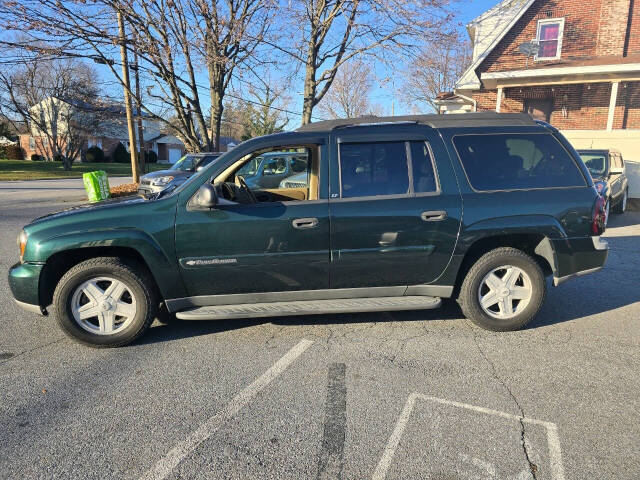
52 257 157 347
459 247 545 331
613 188 628 214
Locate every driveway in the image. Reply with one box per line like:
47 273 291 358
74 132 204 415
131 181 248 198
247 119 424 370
0 202 638 480
0 177 133 206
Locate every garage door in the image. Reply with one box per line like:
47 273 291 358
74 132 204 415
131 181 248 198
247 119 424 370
169 148 182 164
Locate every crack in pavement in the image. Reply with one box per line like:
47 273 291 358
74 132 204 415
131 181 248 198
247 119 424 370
0 336 66 366
471 331 539 480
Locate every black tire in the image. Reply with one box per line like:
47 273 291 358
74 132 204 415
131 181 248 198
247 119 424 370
458 247 546 331
613 189 628 214
52 257 157 347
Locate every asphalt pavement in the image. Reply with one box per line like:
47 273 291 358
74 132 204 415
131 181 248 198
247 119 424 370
0 190 639 480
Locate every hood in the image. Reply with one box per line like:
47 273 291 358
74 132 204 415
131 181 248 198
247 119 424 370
30 195 148 225
141 169 192 180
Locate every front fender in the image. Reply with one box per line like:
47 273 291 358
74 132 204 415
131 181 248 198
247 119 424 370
33 228 185 299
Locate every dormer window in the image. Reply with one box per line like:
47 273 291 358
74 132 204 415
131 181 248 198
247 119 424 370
535 18 564 60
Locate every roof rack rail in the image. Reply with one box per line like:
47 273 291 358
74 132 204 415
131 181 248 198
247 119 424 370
296 112 537 132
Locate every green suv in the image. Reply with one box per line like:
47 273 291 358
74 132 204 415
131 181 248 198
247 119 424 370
9 113 609 347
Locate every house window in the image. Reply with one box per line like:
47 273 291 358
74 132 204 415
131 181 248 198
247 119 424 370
29 136 35 150
536 18 564 60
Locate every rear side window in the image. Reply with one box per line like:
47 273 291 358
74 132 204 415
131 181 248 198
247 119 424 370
453 133 586 191
339 142 409 197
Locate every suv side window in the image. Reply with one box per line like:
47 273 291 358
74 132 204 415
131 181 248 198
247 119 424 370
410 141 438 193
611 153 623 169
453 133 586 191
339 142 409 198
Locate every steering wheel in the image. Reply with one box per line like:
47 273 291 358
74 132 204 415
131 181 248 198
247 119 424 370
237 175 257 204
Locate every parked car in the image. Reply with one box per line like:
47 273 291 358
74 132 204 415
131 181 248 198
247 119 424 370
138 152 221 195
237 151 308 189
577 149 629 217
9 112 609 347
279 171 308 189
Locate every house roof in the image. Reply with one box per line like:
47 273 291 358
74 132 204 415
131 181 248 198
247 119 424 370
456 0 536 91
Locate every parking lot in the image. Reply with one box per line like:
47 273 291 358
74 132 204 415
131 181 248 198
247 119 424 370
1 195 639 479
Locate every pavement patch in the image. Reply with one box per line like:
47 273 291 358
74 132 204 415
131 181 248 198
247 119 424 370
317 363 347 480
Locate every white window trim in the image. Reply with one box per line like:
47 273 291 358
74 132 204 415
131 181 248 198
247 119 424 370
534 17 564 61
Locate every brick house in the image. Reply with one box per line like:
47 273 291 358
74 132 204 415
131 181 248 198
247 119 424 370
435 0 640 198
18 97 186 163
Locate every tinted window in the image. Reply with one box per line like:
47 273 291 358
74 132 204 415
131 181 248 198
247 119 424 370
339 142 409 198
410 141 437 193
453 133 586 191
579 153 607 177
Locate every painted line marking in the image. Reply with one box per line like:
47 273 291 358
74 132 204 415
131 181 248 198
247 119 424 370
372 393 565 480
139 339 314 480
316 363 347 480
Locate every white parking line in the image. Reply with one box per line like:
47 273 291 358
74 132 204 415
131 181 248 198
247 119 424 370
372 393 566 480
139 339 314 480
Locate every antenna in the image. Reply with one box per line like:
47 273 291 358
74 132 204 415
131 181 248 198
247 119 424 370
518 42 540 67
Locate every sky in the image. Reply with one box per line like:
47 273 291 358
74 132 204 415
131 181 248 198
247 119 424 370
368 0 497 117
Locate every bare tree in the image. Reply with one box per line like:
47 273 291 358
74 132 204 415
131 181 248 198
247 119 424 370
317 59 377 118
0 56 100 169
401 33 472 112
0 0 275 151
270 0 452 124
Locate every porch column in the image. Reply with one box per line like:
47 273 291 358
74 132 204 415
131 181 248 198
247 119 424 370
606 81 619 131
496 87 503 112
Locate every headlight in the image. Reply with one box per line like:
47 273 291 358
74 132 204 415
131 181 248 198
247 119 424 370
152 176 175 186
17 229 27 262
594 181 606 194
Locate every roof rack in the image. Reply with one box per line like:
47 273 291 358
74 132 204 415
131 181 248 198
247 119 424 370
296 112 537 132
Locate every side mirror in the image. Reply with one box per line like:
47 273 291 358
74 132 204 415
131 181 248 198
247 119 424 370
192 183 217 208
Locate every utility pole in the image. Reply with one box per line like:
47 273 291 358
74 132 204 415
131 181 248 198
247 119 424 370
133 29 145 174
117 9 140 183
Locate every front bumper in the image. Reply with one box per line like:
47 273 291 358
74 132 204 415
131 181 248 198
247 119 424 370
8 262 46 315
552 236 609 286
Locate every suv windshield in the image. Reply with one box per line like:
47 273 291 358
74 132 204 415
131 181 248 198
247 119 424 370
170 155 198 172
579 153 608 177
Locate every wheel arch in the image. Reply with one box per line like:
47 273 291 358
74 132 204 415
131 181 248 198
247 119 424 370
451 232 557 298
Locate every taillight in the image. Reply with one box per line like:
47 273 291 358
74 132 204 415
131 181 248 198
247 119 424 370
592 196 606 235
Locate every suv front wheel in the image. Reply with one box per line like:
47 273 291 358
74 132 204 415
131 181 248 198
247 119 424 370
459 247 545 331
52 257 157 347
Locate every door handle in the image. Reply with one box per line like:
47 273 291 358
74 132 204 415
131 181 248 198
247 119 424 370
421 210 447 222
292 217 319 229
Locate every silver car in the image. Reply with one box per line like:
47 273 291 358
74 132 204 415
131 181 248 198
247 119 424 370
138 153 221 195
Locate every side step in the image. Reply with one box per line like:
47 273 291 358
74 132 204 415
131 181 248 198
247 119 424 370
175 295 441 320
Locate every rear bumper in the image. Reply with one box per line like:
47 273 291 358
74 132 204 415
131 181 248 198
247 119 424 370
8 262 46 314
552 236 608 286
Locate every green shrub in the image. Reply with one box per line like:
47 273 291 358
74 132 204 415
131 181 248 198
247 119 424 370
85 146 105 163
53 154 64 162
111 142 130 163
0 145 6 159
31 153 43 161
6 145 25 160
144 150 158 164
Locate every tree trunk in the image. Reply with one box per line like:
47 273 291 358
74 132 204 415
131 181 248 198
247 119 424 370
302 58 317 125
208 64 225 152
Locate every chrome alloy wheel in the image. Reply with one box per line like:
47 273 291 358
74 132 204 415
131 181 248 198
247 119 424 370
477 265 532 320
70 277 137 335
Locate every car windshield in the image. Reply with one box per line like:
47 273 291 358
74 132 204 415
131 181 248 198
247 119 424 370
580 153 608 177
170 155 198 172
237 156 261 176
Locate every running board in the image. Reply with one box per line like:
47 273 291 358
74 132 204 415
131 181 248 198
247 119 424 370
174 295 441 320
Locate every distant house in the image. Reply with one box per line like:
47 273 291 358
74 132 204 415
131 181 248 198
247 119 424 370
435 0 640 198
18 97 186 162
